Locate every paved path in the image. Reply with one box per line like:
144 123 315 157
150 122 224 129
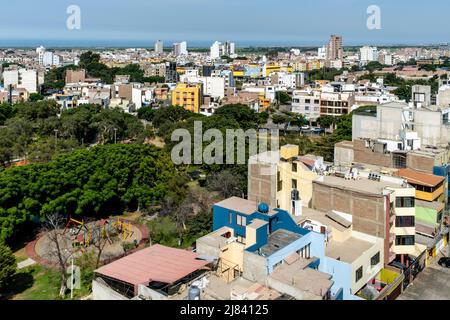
398 248 450 300
17 258 36 270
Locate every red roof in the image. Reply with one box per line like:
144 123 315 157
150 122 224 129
95 244 208 287
397 168 445 187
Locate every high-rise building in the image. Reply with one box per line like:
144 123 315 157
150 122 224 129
165 62 179 83
326 35 343 62
173 41 188 56
360 46 379 65
210 41 221 59
155 40 164 54
36 46 46 65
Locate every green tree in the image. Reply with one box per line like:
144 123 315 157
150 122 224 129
0 243 16 290
29 93 44 102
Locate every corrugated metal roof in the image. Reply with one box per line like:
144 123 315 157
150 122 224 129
397 168 445 187
95 244 208 287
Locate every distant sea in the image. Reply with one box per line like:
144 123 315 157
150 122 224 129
0 39 447 49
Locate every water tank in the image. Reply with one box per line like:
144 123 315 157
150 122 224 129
258 203 269 214
188 286 201 300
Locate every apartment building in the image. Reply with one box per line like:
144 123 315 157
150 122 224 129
248 145 322 211
3 68 38 93
197 196 393 300
171 83 203 113
312 171 426 266
292 90 321 122
320 88 355 117
352 101 450 148
143 63 166 78
179 75 225 99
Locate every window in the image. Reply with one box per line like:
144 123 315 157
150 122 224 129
305 99 311 103
396 197 415 208
292 163 298 172
297 244 311 259
292 179 298 189
229 212 233 224
371 252 380 266
395 235 415 246
395 216 415 228
277 171 283 191
437 211 443 224
237 215 247 227
355 266 363 282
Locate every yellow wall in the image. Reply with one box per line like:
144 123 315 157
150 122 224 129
415 185 444 202
171 84 201 113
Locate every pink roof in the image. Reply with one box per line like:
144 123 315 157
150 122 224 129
95 244 208 287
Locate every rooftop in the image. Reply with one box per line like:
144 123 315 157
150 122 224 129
214 196 277 216
269 257 333 298
396 168 445 187
294 207 351 232
259 229 302 257
314 175 406 195
95 244 209 287
326 237 374 263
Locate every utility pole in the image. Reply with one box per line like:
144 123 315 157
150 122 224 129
54 129 59 151
114 128 117 144
70 255 74 299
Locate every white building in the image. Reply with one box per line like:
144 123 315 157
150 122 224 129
42 51 61 67
210 41 221 59
360 46 379 66
179 75 225 99
173 41 188 56
3 69 38 93
132 87 154 110
155 40 164 54
36 46 46 65
318 46 327 60
292 89 321 122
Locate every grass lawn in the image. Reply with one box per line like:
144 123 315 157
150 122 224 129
1 264 92 300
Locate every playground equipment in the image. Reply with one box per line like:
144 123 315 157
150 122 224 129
64 216 134 249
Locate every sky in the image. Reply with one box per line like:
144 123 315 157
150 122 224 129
0 0 449 47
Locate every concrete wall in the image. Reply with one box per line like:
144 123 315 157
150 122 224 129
138 285 167 300
92 279 129 300
242 251 267 284
248 162 277 208
312 182 387 239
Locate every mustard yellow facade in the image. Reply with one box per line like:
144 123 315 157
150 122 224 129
171 83 202 113
415 185 444 202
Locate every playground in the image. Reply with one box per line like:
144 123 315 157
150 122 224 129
32 217 145 266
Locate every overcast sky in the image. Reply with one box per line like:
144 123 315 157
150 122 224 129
0 0 449 46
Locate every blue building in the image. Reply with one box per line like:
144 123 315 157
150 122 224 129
205 197 374 300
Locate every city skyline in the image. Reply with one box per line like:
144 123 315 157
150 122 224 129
1 0 450 47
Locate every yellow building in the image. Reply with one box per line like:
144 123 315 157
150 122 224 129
248 145 319 212
396 168 445 202
171 83 202 113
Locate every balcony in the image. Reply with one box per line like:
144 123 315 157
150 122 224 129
389 233 396 244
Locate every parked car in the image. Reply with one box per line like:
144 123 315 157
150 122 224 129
438 257 450 268
301 125 311 131
312 127 325 134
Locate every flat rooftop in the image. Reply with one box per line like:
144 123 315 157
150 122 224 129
214 197 277 216
270 257 333 298
259 229 302 257
295 207 351 232
326 237 374 264
314 175 405 195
